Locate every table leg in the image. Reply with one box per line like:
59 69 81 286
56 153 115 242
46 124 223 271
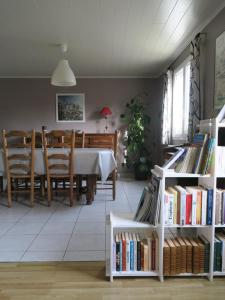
86 175 95 205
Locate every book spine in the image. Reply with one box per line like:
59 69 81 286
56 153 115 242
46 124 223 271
196 191 202 225
201 191 207 225
223 192 225 224
134 240 137 271
207 189 213 225
130 241 134 271
173 193 177 224
164 194 169 225
122 239 126 271
137 241 141 271
120 241 122 271
168 194 174 225
192 191 197 225
151 239 155 271
180 192 186 226
186 194 192 225
126 240 130 272
116 242 120 271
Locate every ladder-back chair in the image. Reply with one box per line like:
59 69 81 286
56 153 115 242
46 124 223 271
85 131 118 200
2 130 36 207
43 130 75 206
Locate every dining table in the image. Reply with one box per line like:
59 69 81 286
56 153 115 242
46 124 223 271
0 148 117 203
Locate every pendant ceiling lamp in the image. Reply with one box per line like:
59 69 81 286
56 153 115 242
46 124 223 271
51 43 76 87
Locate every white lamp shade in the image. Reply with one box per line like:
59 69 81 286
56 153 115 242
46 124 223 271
51 59 76 86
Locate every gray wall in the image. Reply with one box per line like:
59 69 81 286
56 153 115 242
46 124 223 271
0 77 163 167
171 6 225 118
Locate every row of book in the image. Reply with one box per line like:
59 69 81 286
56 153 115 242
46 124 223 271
113 231 158 272
134 176 160 225
164 186 213 226
173 134 215 174
215 189 225 225
163 235 210 275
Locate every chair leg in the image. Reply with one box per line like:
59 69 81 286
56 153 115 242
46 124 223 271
7 176 12 208
47 177 52 206
112 171 116 200
40 175 45 197
69 176 74 207
30 176 34 208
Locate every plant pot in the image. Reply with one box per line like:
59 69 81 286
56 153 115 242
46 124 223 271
134 162 149 180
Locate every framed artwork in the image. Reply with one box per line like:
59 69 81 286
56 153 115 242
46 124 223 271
56 94 85 122
214 30 225 109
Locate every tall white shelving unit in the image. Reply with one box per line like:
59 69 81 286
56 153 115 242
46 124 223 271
106 110 225 282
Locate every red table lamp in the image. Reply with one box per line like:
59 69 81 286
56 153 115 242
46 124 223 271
100 106 112 132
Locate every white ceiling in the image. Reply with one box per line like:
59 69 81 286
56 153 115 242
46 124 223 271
0 0 224 77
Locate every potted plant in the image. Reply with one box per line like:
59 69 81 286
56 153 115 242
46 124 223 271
120 93 151 180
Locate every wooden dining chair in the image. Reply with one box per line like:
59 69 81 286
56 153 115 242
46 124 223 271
42 130 75 207
85 131 118 200
2 129 36 207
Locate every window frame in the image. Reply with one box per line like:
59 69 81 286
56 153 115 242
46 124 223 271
171 56 191 144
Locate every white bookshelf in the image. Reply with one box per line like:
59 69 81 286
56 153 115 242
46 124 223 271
107 111 225 282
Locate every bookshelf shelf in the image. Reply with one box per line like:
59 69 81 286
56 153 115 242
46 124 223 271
213 272 225 276
165 273 209 277
112 271 158 277
164 225 211 228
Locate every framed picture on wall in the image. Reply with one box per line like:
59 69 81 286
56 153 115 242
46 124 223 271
214 30 225 109
56 94 85 122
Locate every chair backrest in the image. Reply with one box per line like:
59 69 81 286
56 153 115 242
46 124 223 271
2 130 35 176
64 131 85 148
42 130 75 175
85 131 118 158
75 132 85 148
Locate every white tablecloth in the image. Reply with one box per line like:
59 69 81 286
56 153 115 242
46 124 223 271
0 148 117 182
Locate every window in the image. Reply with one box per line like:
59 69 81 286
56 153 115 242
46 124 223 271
172 58 191 143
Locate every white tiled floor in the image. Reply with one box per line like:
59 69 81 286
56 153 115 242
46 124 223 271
0 179 146 262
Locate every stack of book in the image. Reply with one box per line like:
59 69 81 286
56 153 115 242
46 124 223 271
174 133 215 174
214 231 225 272
164 185 213 226
163 235 210 275
134 176 161 225
215 189 225 225
113 231 158 272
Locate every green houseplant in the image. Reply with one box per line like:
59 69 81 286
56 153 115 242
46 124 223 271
120 93 151 180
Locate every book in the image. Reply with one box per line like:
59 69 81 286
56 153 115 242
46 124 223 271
192 133 208 174
215 189 223 225
195 238 205 273
173 238 181 274
163 240 170 276
115 233 121 271
206 188 213 225
216 232 225 272
182 237 193 273
161 147 185 169
199 234 210 273
141 239 149 271
164 190 174 225
186 187 197 225
176 237 187 273
185 192 192 225
189 238 200 274
121 232 126 271
166 238 176 275
167 187 178 224
174 186 186 225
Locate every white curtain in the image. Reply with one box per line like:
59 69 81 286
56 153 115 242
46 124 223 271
161 70 173 145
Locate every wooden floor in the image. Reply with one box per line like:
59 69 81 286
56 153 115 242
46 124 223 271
0 262 225 300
